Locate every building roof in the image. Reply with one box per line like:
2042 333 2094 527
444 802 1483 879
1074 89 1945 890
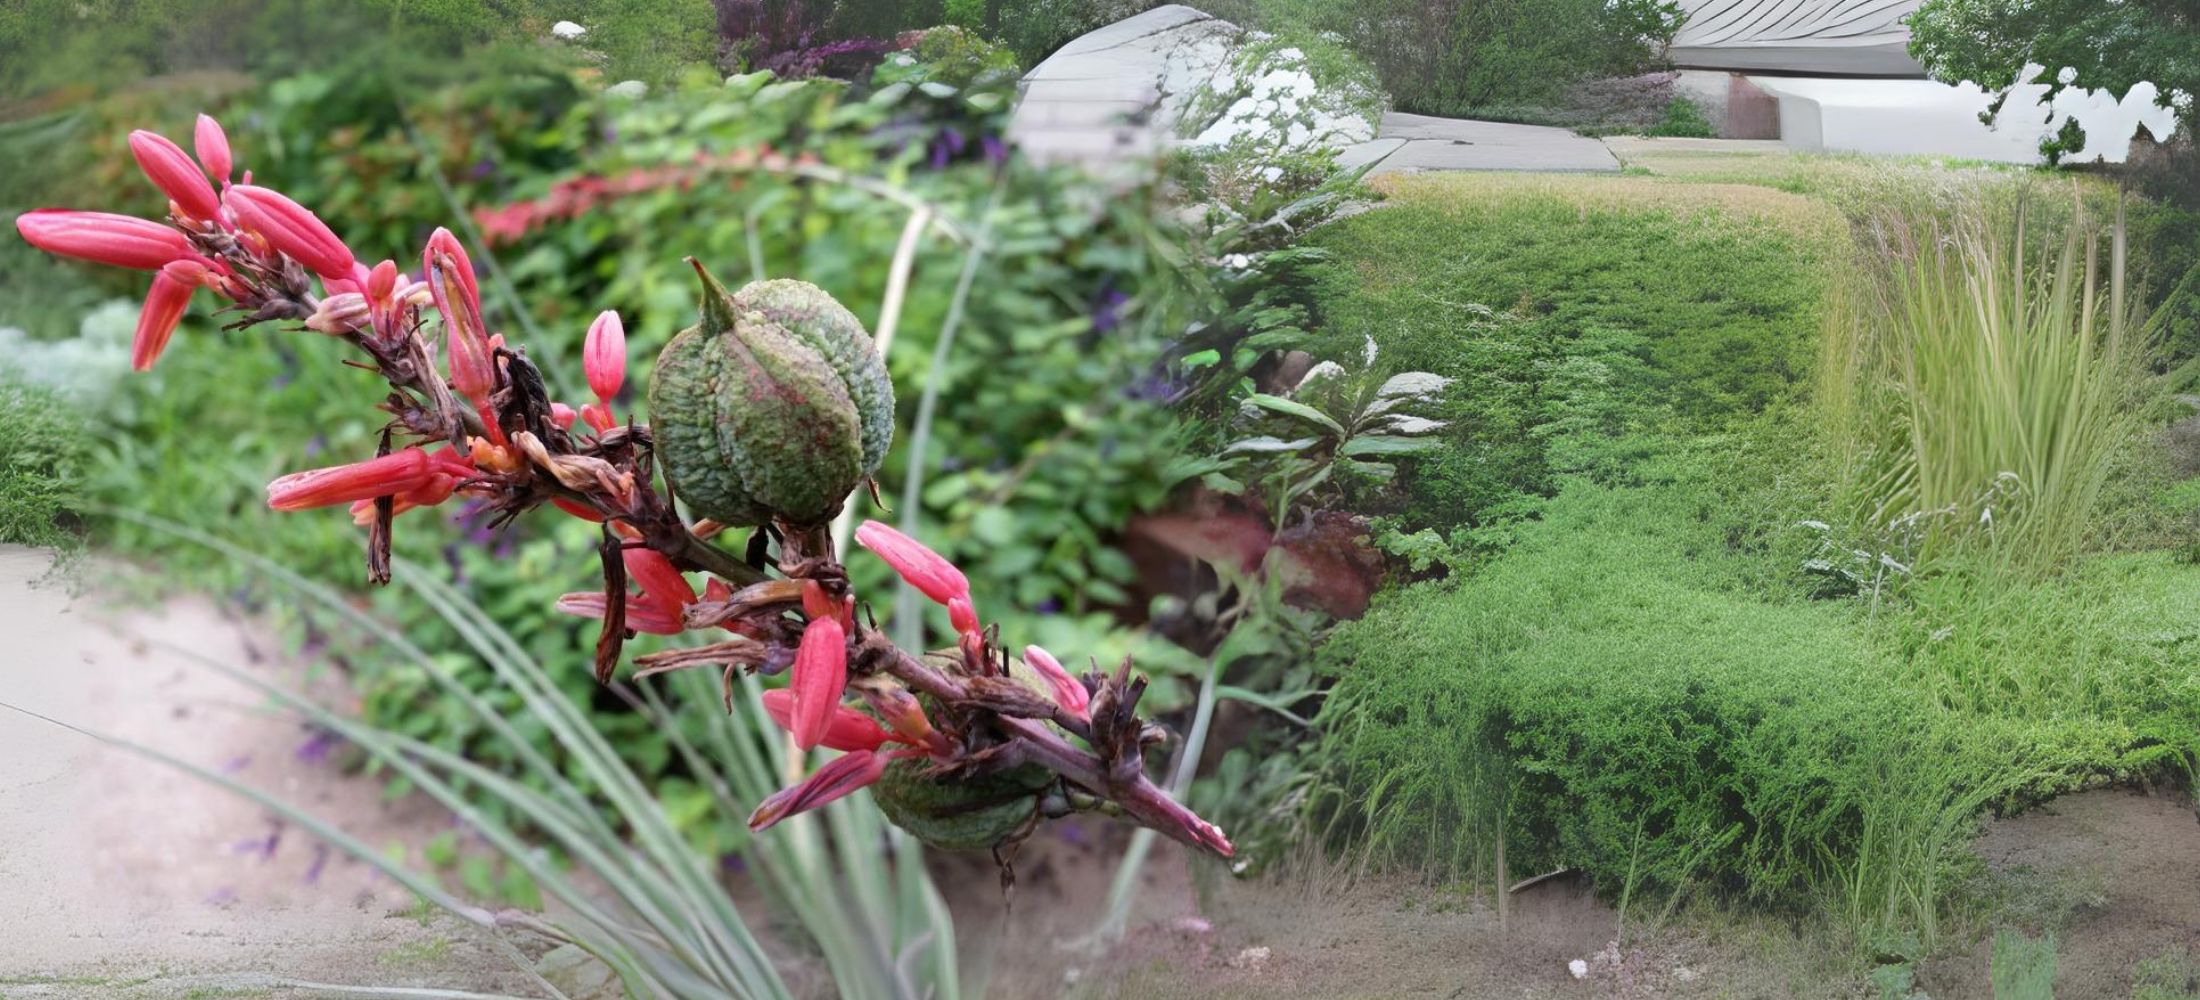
1670 0 1925 77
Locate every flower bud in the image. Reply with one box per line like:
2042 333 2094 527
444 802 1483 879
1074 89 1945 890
855 521 969 606
132 269 198 370
584 309 626 403
759 688 891 753
226 185 355 280
790 616 849 751
15 209 191 271
128 130 222 223
1023 645 1090 720
194 114 233 184
748 749 890 831
266 448 446 511
305 292 371 335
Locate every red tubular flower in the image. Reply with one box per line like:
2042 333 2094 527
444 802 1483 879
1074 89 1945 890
553 591 685 634
225 185 355 280
790 616 849 751
800 579 853 626
747 748 891 832
127 130 222 223
194 114 232 184
552 497 606 522
365 259 398 303
622 547 699 607
424 230 494 398
759 689 891 752
579 402 615 434
866 685 945 752
1023 644 1090 720
347 474 461 524
422 228 482 318
855 521 969 606
266 447 447 512
584 309 625 404
131 267 198 370
948 596 979 637
550 402 579 430
15 209 190 271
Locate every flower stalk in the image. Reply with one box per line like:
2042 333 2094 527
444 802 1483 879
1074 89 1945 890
14 111 1232 867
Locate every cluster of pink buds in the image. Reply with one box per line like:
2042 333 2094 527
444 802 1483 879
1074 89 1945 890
16 113 1232 865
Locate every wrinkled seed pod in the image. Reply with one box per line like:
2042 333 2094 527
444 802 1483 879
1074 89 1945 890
871 754 1052 851
871 653 1059 850
649 262 894 527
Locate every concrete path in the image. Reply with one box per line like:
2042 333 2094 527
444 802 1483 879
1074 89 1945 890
0 547 527 998
1011 5 1621 175
1348 112 1621 175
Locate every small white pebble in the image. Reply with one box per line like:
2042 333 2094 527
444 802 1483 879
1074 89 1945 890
1232 946 1271 970
1568 959 1589 979
605 80 648 98
551 20 586 39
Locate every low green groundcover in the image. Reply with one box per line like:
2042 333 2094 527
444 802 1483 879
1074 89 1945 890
1314 468 2200 914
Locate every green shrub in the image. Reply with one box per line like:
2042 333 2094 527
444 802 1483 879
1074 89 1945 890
1648 95 1715 138
0 379 83 549
1312 469 2200 939
1222 0 1681 122
1312 477 1945 902
1303 176 1839 531
0 0 717 98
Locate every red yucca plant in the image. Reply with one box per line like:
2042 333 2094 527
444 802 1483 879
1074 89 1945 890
16 113 1232 872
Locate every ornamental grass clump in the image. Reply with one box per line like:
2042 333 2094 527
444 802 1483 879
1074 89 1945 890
15 113 1232 867
1824 198 2149 572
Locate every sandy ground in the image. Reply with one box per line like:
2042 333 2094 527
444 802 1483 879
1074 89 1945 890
4 540 2195 999
1922 788 2200 999
0 545 529 998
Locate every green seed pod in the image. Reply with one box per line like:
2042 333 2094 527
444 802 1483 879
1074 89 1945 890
870 653 1060 850
872 755 1052 851
650 263 894 527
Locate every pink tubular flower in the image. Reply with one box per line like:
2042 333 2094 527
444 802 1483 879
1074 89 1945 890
865 685 944 752
553 591 685 634
131 267 198 370
194 114 232 184
622 547 699 607
747 748 891 832
15 209 190 271
550 402 579 430
759 689 891 753
948 596 979 637
127 130 222 223
584 310 625 404
226 185 354 279
424 229 494 398
855 521 969 606
365 259 398 302
266 447 450 512
1023 645 1090 720
790 616 849 751
422 228 481 317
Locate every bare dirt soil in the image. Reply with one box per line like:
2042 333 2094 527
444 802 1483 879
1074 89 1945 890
1921 788 2200 999
0 545 527 998
7 543 2196 1000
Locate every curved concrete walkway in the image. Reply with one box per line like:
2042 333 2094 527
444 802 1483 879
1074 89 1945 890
1344 112 1620 175
1009 5 1620 175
